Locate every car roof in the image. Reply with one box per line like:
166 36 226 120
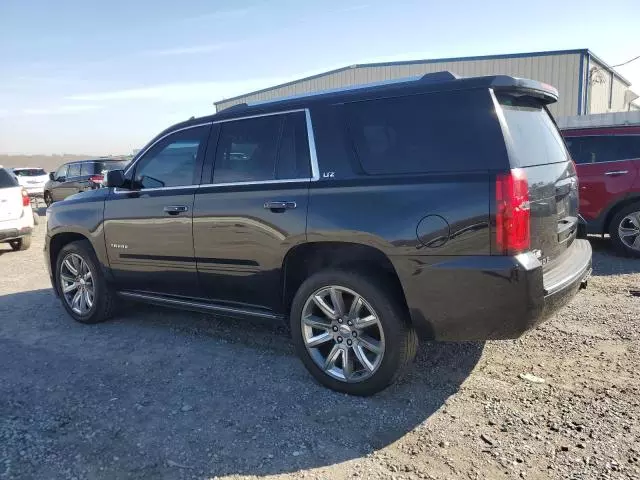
171 72 557 130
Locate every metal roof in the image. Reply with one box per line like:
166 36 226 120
214 49 631 107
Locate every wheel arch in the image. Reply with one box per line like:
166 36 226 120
603 194 640 234
49 232 92 284
281 241 409 320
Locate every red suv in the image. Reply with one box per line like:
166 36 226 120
562 126 640 257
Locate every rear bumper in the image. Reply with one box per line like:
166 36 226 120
0 226 33 242
392 239 592 341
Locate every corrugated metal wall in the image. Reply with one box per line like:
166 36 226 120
588 59 612 114
586 58 635 114
216 53 582 117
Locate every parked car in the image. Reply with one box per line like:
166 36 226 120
44 158 130 206
11 167 49 198
562 126 640 257
0 166 34 251
44 73 592 395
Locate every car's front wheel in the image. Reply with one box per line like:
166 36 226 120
44 191 53 207
610 202 640 258
290 270 417 396
56 240 116 324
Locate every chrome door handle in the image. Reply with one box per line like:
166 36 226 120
164 205 188 215
604 170 628 176
264 201 297 211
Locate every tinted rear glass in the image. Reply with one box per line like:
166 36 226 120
498 96 568 167
346 89 504 175
97 160 129 172
13 168 46 176
0 168 19 188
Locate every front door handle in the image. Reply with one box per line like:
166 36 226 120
264 200 297 211
604 170 628 176
164 205 189 215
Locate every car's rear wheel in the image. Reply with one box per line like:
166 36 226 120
44 191 53 207
56 240 116 324
610 202 640 258
290 270 417 396
9 235 31 251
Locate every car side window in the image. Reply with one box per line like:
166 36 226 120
54 165 68 180
80 162 97 176
618 135 640 160
213 112 311 183
67 163 81 178
133 126 208 189
565 136 640 164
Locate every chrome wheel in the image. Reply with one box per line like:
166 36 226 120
618 211 640 252
301 286 385 383
44 192 52 207
59 253 95 315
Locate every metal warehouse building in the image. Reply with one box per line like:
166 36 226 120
215 49 639 119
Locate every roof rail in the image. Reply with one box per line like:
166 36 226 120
420 71 460 82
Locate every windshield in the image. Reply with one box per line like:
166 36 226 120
12 168 47 177
0 168 19 188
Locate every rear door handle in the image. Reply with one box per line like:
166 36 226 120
164 205 189 215
604 170 628 176
264 201 297 211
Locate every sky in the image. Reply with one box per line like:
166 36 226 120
1 0 639 155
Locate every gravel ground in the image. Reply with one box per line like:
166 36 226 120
1 216 639 480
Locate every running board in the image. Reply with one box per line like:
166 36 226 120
117 291 283 322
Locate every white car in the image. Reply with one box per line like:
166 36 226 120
11 167 49 197
0 167 34 251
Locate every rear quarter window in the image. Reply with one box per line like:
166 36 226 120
345 89 506 175
0 168 19 188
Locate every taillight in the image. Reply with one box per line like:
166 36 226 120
21 189 30 207
89 175 104 184
495 168 530 254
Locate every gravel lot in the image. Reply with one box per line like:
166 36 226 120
1 214 639 480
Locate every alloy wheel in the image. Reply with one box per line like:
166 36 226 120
59 253 95 315
301 285 385 383
618 211 640 252
44 193 52 207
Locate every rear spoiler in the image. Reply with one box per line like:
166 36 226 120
489 76 559 105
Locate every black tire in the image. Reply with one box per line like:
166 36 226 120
609 202 640 258
9 235 31 251
44 191 53 207
55 240 117 324
290 270 418 396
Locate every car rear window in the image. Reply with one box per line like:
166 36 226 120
498 95 568 167
345 89 505 175
0 168 19 188
13 168 46 177
96 160 129 172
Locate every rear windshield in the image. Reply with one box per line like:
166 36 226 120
81 160 129 175
0 168 19 188
13 168 47 177
96 160 129 172
498 96 568 167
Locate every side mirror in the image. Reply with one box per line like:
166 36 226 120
49 172 55 181
105 169 126 188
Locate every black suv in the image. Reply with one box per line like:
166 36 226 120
44 158 129 206
45 72 592 395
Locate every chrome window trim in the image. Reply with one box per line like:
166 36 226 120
115 108 320 194
123 122 213 176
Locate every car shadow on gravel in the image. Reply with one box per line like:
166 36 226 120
0 289 484 479
588 235 640 276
